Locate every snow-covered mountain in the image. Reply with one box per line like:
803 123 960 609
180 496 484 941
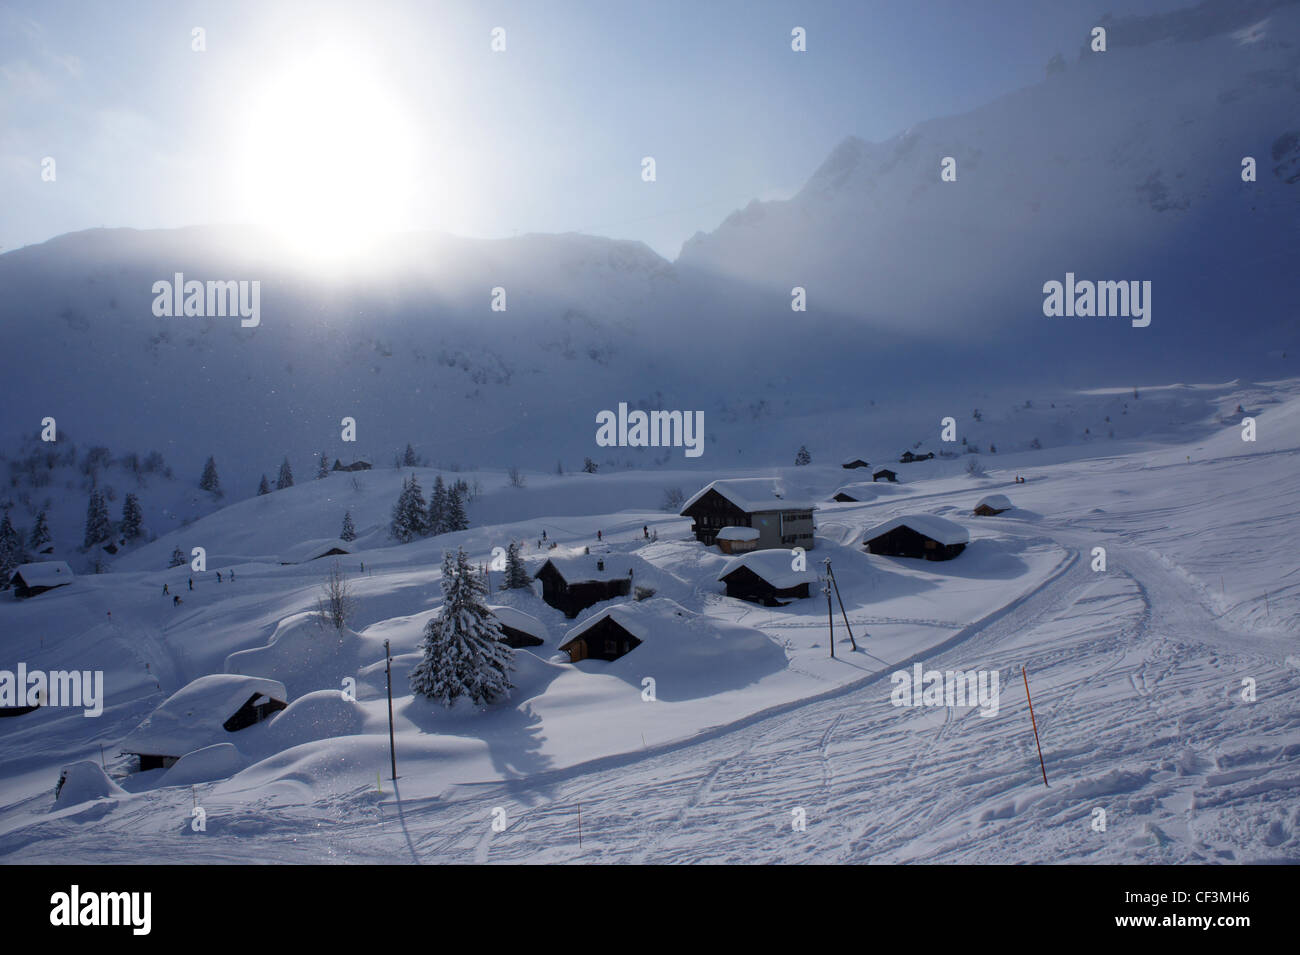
1 0 1295 491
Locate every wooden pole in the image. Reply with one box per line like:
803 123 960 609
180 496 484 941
385 639 398 781
827 562 858 652
1022 666 1048 787
825 578 835 658
578 802 583 848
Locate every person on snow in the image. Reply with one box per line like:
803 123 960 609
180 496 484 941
643 525 649 539
188 577 193 590
163 584 169 596
216 571 222 583
173 595 182 607
597 530 602 542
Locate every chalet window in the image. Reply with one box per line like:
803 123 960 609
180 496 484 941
605 640 617 655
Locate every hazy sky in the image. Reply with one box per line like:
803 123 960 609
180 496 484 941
2 0 1202 260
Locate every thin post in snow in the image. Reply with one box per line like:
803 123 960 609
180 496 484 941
824 577 835 658
385 639 398 781
1023 666 1048 787
578 802 582 848
826 560 858 652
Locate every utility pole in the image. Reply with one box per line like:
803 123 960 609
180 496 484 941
825 558 858 652
385 639 398 781
823 575 835 658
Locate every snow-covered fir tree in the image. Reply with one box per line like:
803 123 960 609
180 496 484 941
199 456 221 494
409 548 513 707
390 476 428 542
583 457 598 473
0 513 23 584
427 474 447 535
83 490 112 548
257 474 271 495
276 456 294 490
504 541 530 589
340 511 357 542
402 443 418 467
28 510 51 553
168 547 187 568
445 484 469 532
795 445 812 466
121 492 144 539
317 451 329 479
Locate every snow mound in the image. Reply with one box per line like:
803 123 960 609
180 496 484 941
159 743 247 786
55 760 125 807
265 690 367 749
225 612 366 698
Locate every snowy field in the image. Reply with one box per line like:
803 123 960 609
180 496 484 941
1 379 1297 863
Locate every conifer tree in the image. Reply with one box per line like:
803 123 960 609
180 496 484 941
317 451 330 479
28 510 51 553
427 474 448 535
121 492 144 539
795 445 812 466
409 548 513 706
445 484 469 532
340 511 357 543
504 541 530 589
277 456 294 490
0 517 19 589
169 547 187 568
83 490 112 548
403 443 419 467
199 456 221 494
257 474 271 495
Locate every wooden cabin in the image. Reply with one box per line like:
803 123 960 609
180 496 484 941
864 515 968 561
900 451 935 464
872 469 898 483
559 610 643 662
279 538 352 565
119 675 288 771
486 606 547 648
680 478 815 550
332 460 372 472
841 457 871 470
534 556 634 618
717 551 815 606
973 494 1013 516
10 561 74 599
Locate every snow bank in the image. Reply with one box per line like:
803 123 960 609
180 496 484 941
55 760 125 807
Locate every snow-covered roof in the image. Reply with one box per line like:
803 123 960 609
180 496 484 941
280 538 352 564
486 605 548 640
559 597 691 649
680 478 814 515
975 494 1013 512
717 550 818 589
715 526 760 541
536 554 639 583
119 674 287 759
864 515 970 547
842 456 870 465
11 561 74 588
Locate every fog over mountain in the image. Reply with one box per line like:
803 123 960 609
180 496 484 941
2 0 1296 484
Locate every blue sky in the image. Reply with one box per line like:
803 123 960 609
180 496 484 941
2 0 1201 259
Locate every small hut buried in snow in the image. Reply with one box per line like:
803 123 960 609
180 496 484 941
715 525 760 555
872 469 898 483
485 606 547 648
973 494 1012 516
534 555 636 618
119 674 288 771
863 515 969 561
10 561 74 599
717 550 816 606
841 457 871 470
279 538 353 565
558 598 694 663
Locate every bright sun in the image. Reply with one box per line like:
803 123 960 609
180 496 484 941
233 48 418 260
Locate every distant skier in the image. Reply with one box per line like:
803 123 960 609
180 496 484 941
643 525 648 539
597 530 602 542
229 569 235 581
542 530 547 541
163 584 169 596
216 571 223 583
188 577 193 590
360 562 364 574
173 595 182 607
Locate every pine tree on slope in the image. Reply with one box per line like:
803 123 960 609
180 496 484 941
340 511 357 543
276 457 295 490
410 548 513 707
403 443 419 467
28 510 51 553
199 456 222 494
169 547 187 568
83 491 112 549
427 474 448 535
121 492 144 539
257 474 271 495
504 541 530 589
445 484 469 532
317 451 330 479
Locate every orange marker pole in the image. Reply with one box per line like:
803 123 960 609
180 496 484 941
1023 666 1048 787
